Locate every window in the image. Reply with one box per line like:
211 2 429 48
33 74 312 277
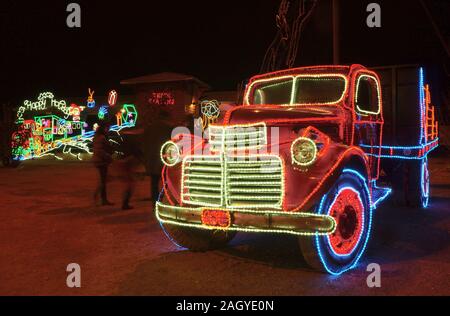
356 75 380 115
294 77 346 104
249 75 347 106
252 78 293 105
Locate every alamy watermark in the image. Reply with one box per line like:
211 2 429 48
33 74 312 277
366 3 381 28
66 263 81 288
66 3 81 28
366 263 381 288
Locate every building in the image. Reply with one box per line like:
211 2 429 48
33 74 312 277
120 72 211 128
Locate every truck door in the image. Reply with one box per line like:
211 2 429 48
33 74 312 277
353 72 383 180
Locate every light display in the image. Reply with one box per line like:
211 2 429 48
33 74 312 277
108 90 118 107
424 84 438 142
200 100 221 130
360 139 439 160
326 187 365 257
17 92 71 123
149 91 175 105
180 154 285 210
11 127 32 159
421 157 430 208
98 106 109 120
371 182 392 209
156 202 336 237
315 168 373 276
121 104 138 126
201 210 231 229
13 92 138 161
244 73 349 106
419 68 425 144
357 64 438 215
87 88 96 108
292 146 370 212
154 64 438 275
208 123 268 152
69 104 84 122
355 74 382 116
116 111 123 126
291 137 317 167
115 104 138 127
13 92 88 160
160 141 181 167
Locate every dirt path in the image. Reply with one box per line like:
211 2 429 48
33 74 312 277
0 158 449 295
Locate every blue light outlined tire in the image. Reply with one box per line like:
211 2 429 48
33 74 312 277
299 168 372 275
406 157 430 208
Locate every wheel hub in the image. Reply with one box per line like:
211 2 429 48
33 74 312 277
337 206 358 240
327 188 364 256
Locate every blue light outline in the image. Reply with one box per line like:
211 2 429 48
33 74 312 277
359 68 439 160
364 151 436 160
371 182 392 209
421 157 430 208
359 139 439 151
157 189 187 250
314 168 373 276
419 67 425 145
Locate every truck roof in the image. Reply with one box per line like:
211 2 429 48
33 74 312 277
248 64 366 84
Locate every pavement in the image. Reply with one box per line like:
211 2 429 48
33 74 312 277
0 156 449 296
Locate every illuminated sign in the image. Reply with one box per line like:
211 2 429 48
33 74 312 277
149 91 175 105
17 92 71 122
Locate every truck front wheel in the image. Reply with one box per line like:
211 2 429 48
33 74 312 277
299 168 372 275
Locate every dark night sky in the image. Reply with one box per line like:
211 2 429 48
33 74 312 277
0 0 448 104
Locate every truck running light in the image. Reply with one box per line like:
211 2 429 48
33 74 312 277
291 137 317 167
160 141 181 167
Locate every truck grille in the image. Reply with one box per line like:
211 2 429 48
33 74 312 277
209 123 267 152
182 156 224 207
182 155 284 209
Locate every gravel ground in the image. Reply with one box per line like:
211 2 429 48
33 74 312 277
0 156 449 296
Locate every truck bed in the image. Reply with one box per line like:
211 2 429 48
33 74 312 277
369 65 439 160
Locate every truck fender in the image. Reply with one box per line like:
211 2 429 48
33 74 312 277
289 146 371 212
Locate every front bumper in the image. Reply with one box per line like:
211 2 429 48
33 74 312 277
156 202 336 236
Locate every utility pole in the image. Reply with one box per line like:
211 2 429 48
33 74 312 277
332 0 340 64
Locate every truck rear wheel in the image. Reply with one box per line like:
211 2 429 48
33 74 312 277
405 158 429 208
299 168 372 275
389 158 429 208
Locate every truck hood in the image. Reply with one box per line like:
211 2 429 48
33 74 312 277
224 105 344 126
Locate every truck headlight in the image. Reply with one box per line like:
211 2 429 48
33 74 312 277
291 137 317 167
160 141 181 167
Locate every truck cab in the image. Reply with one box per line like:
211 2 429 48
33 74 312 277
155 64 438 275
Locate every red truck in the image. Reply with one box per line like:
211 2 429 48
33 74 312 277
156 64 439 275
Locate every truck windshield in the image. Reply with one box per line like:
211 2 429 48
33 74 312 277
251 76 346 106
